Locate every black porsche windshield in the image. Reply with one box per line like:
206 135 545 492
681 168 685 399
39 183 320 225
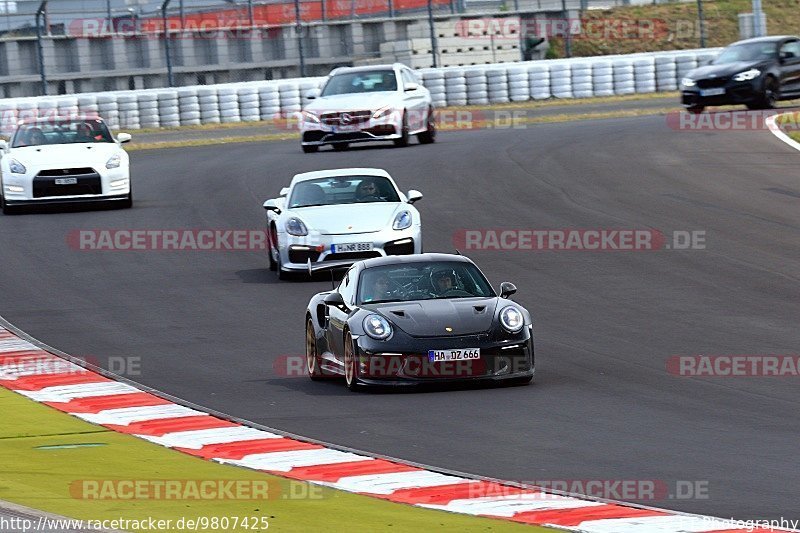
320 70 398 96
713 42 776 64
358 261 495 304
288 176 400 208
12 119 114 148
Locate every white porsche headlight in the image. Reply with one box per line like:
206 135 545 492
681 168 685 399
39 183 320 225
105 154 121 169
363 314 392 340
8 158 26 174
500 306 524 333
286 217 308 236
733 68 760 81
392 210 412 230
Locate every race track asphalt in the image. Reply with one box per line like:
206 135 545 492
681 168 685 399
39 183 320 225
1 109 798 520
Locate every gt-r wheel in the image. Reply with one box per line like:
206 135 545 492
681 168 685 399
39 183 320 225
302 145 318 154
343 331 361 391
417 107 436 144
393 112 409 147
306 318 324 380
333 143 349 152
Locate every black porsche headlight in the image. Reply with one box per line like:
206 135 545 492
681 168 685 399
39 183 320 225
500 306 524 333
363 314 392 340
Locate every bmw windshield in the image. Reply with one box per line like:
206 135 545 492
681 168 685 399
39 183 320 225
358 262 496 304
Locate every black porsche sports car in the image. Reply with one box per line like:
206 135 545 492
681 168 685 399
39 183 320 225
304 253 535 390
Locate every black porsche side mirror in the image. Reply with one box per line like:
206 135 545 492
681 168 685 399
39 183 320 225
499 282 517 299
324 292 345 307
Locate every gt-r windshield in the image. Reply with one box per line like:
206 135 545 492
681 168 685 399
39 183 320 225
320 70 398 96
12 119 114 148
289 175 400 208
358 261 496 304
713 42 777 64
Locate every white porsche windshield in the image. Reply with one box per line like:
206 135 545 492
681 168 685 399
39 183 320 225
288 176 400 208
358 262 496 304
12 119 114 148
320 70 398 96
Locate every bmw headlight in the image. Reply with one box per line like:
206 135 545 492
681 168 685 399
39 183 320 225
499 306 524 333
105 154 121 169
392 210 412 230
302 111 320 124
8 158 26 174
681 77 696 87
363 314 392 340
286 217 308 236
733 68 761 82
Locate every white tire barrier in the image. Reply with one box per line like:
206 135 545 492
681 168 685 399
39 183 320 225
178 87 201 126
465 68 488 105
550 63 572 99
259 85 280 120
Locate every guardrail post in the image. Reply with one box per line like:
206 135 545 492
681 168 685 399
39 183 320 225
427 0 437 68
696 0 706 47
162 0 174 87
295 0 306 76
35 0 48 96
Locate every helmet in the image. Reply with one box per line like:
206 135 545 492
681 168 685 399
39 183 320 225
431 268 459 293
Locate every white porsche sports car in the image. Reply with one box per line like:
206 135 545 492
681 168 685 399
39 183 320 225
0 117 131 214
299 63 435 153
262 168 423 279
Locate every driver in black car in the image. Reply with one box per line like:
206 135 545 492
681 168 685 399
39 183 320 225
431 269 459 295
355 179 383 201
363 274 393 302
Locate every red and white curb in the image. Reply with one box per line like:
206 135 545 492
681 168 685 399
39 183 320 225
0 324 793 533
766 112 800 153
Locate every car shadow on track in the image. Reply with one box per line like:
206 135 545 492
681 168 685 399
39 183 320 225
257 376 532 396
3 202 126 216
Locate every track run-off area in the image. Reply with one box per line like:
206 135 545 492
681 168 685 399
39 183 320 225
1 105 798 521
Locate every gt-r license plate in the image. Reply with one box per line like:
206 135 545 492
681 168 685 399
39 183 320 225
331 242 372 253
54 178 78 185
428 348 481 362
700 88 725 97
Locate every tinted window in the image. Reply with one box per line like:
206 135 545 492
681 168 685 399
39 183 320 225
358 261 495 304
321 70 398 96
713 42 777 64
780 40 800 59
339 269 356 305
288 175 400 208
12 119 114 148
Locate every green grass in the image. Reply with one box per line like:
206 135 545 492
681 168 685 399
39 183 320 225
0 387 554 532
548 0 800 57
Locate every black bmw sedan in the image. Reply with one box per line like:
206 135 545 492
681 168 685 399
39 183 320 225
304 253 535 391
681 36 800 113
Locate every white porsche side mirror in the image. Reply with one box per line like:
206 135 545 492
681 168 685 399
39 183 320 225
407 190 423 204
279 187 290 197
263 199 281 213
117 133 132 143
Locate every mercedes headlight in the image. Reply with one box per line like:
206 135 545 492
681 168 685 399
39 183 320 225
392 210 412 230
372 106 393 119
363 314 392 340
500 306 524 333
302 111 320 124
286 217 308 236
105 154 121 169
733 68 761 81
681 77 696 87
8 158 26 174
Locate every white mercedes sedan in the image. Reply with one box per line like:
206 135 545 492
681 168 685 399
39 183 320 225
0 117 131 214
263 168 423 280
300 63 435 153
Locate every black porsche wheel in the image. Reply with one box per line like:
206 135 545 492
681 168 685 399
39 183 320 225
344 331 360 391
393 112 409 147
306 318 323 381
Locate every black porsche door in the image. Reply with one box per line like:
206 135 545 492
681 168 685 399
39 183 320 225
778 39 800 96
326 268 356 361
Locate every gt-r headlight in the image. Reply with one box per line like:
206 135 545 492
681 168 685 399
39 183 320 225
372 106 394 119
392 210 412 230
105 154 121 169
302 111 320 124
286 217 308 236
8 158 26 174
500 306 524 333
733 68 761 81
363 314 392 340
681 77 696 87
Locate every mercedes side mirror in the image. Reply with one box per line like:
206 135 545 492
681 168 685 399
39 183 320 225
404 83 419 92
305 88 320 100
